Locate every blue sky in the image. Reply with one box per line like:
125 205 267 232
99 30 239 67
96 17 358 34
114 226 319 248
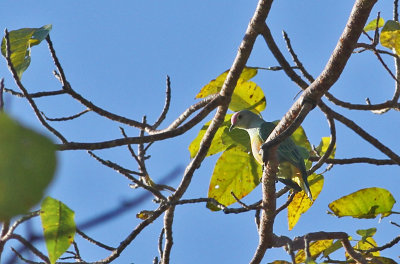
1 1 399 263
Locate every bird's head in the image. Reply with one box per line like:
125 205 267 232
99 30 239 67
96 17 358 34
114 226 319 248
229 110 262 131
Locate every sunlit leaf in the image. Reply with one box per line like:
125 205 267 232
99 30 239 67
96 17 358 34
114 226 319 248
328 188 396 219
1 24 52 78
268 261 292 264
356 227 377 241
364 18 385 32
188 115 233 159
41 197 76 264
0 113 56 220
196 67 266 112
295 240 333 263
316 137 336 159
354 237 380 257
322 239 344 258
196 67 258 98
229 81 266 112
380 20 400 54
288 174 324 230
207 146 261 211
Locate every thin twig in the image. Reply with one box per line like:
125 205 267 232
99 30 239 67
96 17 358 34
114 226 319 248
57 95 222 150
9 234 49 263
76 228 116 251
152 75 171 129
4 88 66 98
41 108 90 121
0 78 4 111
161 207 175 264
275 192 295 216
158 228 164 261
309 113 336 174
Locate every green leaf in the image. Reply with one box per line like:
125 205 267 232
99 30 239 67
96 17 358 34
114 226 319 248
295 240 333 263
0 113 56 220
316 137 336 159
288 174 324 230
41 197 76 264
328 187 396 219
196 67 266 112
207 146 261 211
188 114 233 158
291 125 312 152
229 81 266 112
380 20 400 54
1 24 52 79
322 239 344 258
356 227 377 241
364 18 385 32
196 67 258 98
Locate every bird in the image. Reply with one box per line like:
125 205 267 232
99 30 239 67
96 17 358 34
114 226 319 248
229 109 312 200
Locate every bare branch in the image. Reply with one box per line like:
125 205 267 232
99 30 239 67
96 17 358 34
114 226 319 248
161 207 175 264
76 228 116 251
4 88 66 98
9 234 49 263
41 108 91 121
0 78 4 111
152 75 171 129
309 113 336 174
57 95 222 150
308 157 397 165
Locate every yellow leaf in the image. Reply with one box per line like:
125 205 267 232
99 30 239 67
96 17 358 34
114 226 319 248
207 147 261 211
288 174 324 230
354 237 380 257
196 67 258 98
316 137 336 159
229 81 266 112
328 187 396 219
380 20 400 54
364 18 385 32
188 114 233 159
295 240 333 263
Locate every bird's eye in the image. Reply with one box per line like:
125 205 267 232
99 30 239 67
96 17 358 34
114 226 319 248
237 114 242 120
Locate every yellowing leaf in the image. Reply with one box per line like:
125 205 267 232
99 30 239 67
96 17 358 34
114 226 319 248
356 227 377 240
1 24 52 78
196 67 266 112
207 147 261 211
41 197 76 264
364 18 385 32
328 187 396 219
322 239 344 258
316 137 336 159
0 113 56 220
380 20 400 54
295 240 333 263
196 67 258 98
354 237 380 257
229 81 266 112
188 114 233 159
291 125 312 152
288 174 324 230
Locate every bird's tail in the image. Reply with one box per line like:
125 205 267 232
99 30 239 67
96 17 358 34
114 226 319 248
299 163 313 201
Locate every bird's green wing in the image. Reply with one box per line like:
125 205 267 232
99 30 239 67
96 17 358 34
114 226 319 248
258 121 275 142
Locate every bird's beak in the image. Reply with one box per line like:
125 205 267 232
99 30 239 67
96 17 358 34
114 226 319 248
229 124 235 132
